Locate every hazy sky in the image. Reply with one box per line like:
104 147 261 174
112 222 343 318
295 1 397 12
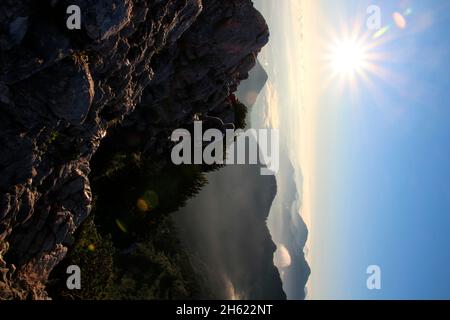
253 0 450 299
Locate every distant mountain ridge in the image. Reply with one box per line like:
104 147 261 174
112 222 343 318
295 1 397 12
238 59 311 298
174 162 286 300
237 60 269 108
269 154 311 300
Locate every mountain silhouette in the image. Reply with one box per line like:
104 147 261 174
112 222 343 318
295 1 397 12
237 60 269 108
270 155 311 299
174 162 286 300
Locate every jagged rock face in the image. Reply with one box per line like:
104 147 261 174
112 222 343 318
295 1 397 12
125 0 269 130
0 0 269 299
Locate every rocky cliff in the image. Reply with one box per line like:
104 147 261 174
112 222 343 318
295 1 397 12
0 0 269 299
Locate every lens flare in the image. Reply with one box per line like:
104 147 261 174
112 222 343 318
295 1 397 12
393 12 407 29
373 25 390 39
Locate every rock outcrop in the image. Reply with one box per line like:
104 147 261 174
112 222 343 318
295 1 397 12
0 0 269 299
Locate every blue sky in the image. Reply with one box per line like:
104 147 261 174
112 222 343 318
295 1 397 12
252 0 450 299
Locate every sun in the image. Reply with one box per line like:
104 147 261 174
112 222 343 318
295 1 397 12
330 40 367 75
322 27 387 96
320 16 402 101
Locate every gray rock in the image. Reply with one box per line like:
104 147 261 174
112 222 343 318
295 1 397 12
0 0 269 299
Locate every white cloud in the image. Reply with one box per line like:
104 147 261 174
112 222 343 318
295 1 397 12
274 244 292 269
